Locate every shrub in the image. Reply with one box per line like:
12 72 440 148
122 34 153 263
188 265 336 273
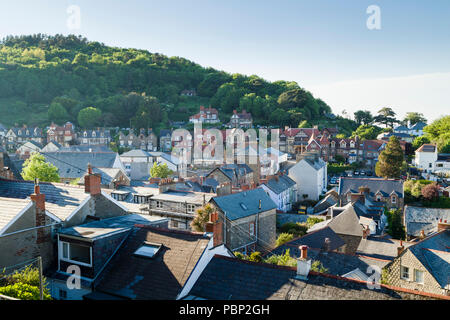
264 249 297 267
421 183 439 201
0 282 51 300
248 252 262 263
276 233 294 246
279 222 307 237
306 217 323 229
311 260 329 273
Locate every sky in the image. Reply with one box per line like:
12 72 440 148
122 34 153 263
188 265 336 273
0 0 449 122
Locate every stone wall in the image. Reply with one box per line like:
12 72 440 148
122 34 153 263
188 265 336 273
384 249 448 296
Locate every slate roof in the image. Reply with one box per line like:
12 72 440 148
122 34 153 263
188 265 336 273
0 197 31 234
416 144 436 153
410 122 427 130
407 230 450 289
0 179 90 221
58 145 113 153
120 149 152 158
42 152 119 179
326 205 364 237
80 167 128 186
94 226 210 300
58 214 166 240
211 188 277 221
269 226 345 255
339 177 404 199
356 237 413 261
187 255 437 300
263 175 296 194
1 152 23 180
404 206 450 237
313 193 338 213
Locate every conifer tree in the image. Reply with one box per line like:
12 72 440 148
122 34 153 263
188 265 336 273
375 136 404 178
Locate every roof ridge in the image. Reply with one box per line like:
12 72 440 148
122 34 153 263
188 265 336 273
134 224 208 238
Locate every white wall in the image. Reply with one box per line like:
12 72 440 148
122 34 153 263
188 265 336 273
288 160 326 201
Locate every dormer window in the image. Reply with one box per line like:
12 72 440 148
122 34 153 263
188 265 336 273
391 195 397 204
350 141 355 148
84 132 87 137
331 141 335 148
92 132 96 137
376 194 382 202
340 141 346 148
18 130 22 135
26 130 30 135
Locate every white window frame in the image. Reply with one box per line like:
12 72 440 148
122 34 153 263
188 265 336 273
249 222 255 236
187 204 196 213
59 240 93 267
414 269 424 284
156 201 163 209
401 266 409 280
391 195 396 204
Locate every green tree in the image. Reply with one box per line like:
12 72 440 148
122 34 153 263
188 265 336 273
375 136 404 178
351 124 382 140
412 136 430 150
385 208 406 240
190 204 214 232
77 107 102 128
48 102 70 123
275 233 294 247
149 162 173 178
403 112 427 126
354 110 373 125
374 107 398 128
423 116 450 152
21 153 60 182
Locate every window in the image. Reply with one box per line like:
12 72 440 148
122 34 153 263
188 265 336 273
376 194 382 202
187 204 196 213
60 241 91 266
414 270 424 284
59 289 67 300
249 222 255 236
156 201 163 209
134 242 161 258
391 195 396 204
429 163 432 168
401 266 409 280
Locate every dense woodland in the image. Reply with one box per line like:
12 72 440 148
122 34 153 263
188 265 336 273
0 34 361 134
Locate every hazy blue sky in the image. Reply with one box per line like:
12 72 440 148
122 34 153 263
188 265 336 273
1 0 449 121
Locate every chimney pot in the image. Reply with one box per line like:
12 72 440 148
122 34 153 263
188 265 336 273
297 245 311 280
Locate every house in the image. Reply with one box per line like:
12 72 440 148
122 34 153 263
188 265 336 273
189 106 220 124
415 144 450 174
260 147 287 178
383 227 450 296
379 132 415 144
182 253 443 300
153 152 179 173
119 149 154 180
83 225 233 300
394 121 427 137
260 174 297 212
229 109 253 129
148 179 214 229
180 89 197 96
104 184 160 215
288 154 327 201
78 128 111 146
0 169 132 272
49 215 169 300
308 204 364 254
41 141 62 153
0 148 23 180
159 129 173 152
5 126 44 150
338 177 404 210
404 206 450 239
42 151 125 184
15 141 43 159
79 167 130 189
0 123 7 139
209 188 277 253
118 128 157 151
47 122 75 146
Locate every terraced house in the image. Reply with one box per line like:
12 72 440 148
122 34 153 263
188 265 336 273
5 126 44 151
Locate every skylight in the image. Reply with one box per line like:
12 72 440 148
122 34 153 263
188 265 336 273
134 242 161 258
240 203 248 210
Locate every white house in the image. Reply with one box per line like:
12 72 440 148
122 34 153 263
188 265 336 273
15 141 43 159
394 122 427 137
41 141 62 153
415 144 438 173
120 149 155 180
260 175 297 212
288 156 327 201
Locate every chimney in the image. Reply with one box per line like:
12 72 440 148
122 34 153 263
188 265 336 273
350 193 365 204
420 229 425 239
437 219 450 232
30 179 47 244
322 238 331 253
397 240 405 256
205 211 223 247
258 199 262 210
362 226 370 239
296 245 311 280
84 163 101 195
